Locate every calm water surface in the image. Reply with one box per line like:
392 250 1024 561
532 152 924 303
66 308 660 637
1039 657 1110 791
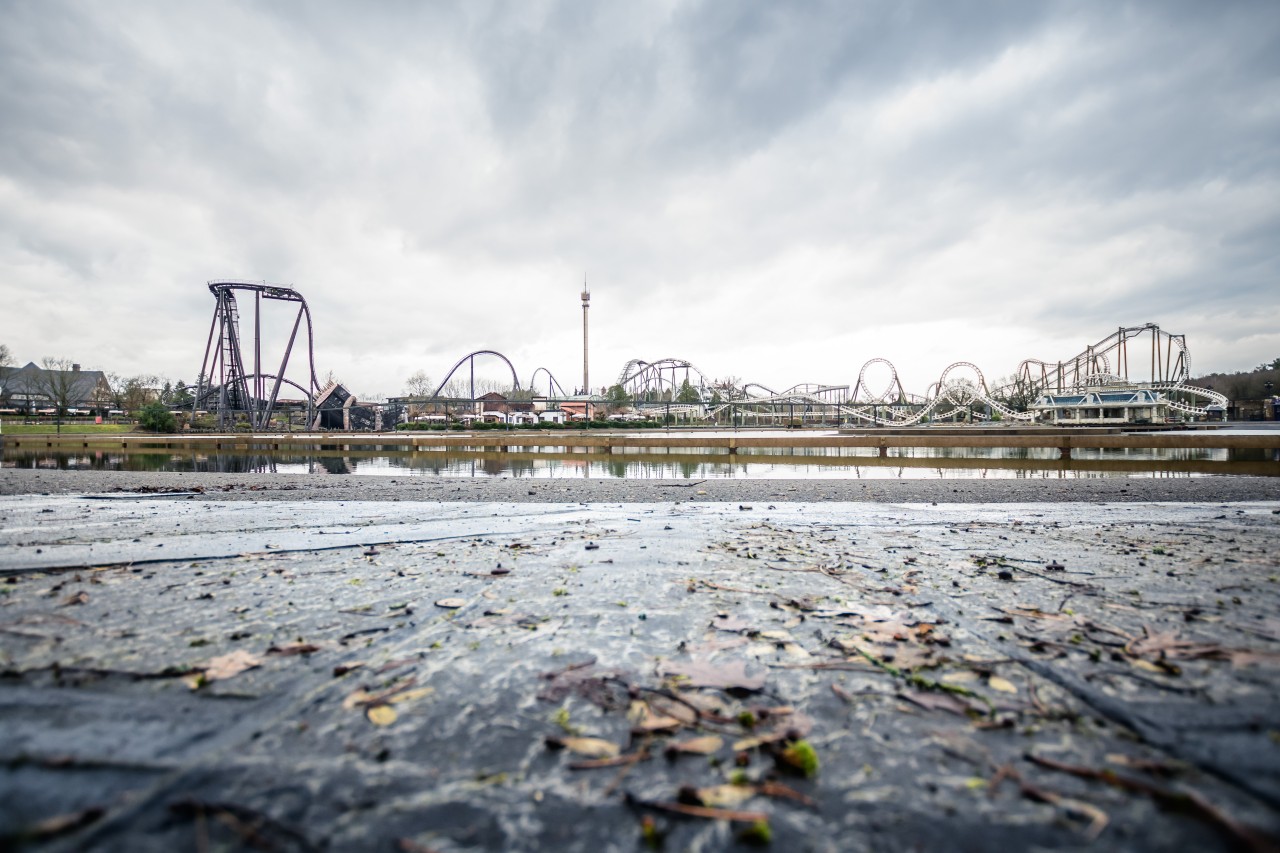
5 444 1278 479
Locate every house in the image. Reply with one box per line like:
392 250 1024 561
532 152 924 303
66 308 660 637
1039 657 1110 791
1029 389 1170 425
0 362 113 414
538 410 567 424
476 392 534 415
558 400 597 420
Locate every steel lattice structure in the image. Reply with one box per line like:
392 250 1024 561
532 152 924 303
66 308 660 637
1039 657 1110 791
605 324 1225 425
202 306 1224 431
193 280 320 429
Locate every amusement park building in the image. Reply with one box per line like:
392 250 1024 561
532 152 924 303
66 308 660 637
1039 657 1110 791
1029 389 1171 425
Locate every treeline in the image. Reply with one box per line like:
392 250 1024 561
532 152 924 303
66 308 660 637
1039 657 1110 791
1190 358 1279 401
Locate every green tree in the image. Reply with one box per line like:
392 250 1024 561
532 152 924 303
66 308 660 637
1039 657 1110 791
137 401 177 433
676 378 701 404
170 380 194 408
604 384 631 415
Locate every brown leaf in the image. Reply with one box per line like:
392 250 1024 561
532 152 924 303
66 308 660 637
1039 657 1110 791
569 748 651 770
666 735 724 756
60 591 89 607
204 650 262 681
267 642 322 656
899 690 976 716
696 784 757 808
639 799 767 823
712 615 753 633
22 806 105 840
756 781 817 806
545 736 620 758
659 659 765 693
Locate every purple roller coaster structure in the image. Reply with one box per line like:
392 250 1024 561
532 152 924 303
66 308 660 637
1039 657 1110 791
192 280 321 429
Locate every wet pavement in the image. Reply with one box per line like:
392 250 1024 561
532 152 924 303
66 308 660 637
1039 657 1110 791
1 496 1279 851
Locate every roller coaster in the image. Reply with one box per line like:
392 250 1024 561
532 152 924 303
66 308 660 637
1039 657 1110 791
191 282 1224 428
193 280 321 429
600 324 1225 424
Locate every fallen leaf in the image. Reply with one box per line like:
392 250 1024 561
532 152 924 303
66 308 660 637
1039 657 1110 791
697 784 756 808
367 705 397 726
388 687 435 705
435 598 466 609
205 650 262 681
546 736 620 758
988 676 1018 694
899 690 975 716
60 591 89 607
343 689 377 710
666 735 724 756
941 671 978 684
267 642 321 656
21 806 105 841
659 659 765 693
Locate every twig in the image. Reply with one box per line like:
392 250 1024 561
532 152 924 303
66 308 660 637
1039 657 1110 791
848 645 994 714
632 797 767 823
1025 754 1278 853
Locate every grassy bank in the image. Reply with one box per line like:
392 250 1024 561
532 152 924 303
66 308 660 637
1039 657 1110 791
0 423 135 435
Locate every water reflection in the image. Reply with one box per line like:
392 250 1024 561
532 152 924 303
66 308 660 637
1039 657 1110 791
3 446 1277 479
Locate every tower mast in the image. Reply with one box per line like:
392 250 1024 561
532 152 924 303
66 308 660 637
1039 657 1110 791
581 277 590 395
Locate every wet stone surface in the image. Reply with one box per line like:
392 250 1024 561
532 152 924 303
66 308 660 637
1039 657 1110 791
1 498 1278 851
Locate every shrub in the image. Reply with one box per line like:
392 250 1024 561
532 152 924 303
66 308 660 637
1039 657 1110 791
137 401 177 433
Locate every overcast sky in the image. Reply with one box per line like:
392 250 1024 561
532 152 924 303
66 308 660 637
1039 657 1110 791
2 1 1277 398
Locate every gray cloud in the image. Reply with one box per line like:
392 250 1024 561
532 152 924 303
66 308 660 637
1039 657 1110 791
1 0 1277 396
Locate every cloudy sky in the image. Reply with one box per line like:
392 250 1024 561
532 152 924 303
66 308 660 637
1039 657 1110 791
2 1 1278 399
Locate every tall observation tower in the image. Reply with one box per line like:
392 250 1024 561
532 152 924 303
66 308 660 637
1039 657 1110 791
581 279 590 395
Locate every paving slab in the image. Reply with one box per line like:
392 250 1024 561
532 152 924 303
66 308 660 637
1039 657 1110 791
1 498 1278 851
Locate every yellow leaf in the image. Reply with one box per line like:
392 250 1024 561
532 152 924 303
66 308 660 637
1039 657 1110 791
733 735 769 752
366 705 397 726
558 737 620 758
671 735 724 755
988 676 1018 694
388 687 435 705
343 689 376 710
697 784 757 808
941 671 977 684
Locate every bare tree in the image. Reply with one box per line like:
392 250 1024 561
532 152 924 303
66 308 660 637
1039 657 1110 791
0 343 12 405
33 358 81 433
404 370 434 398
118 375 161 413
